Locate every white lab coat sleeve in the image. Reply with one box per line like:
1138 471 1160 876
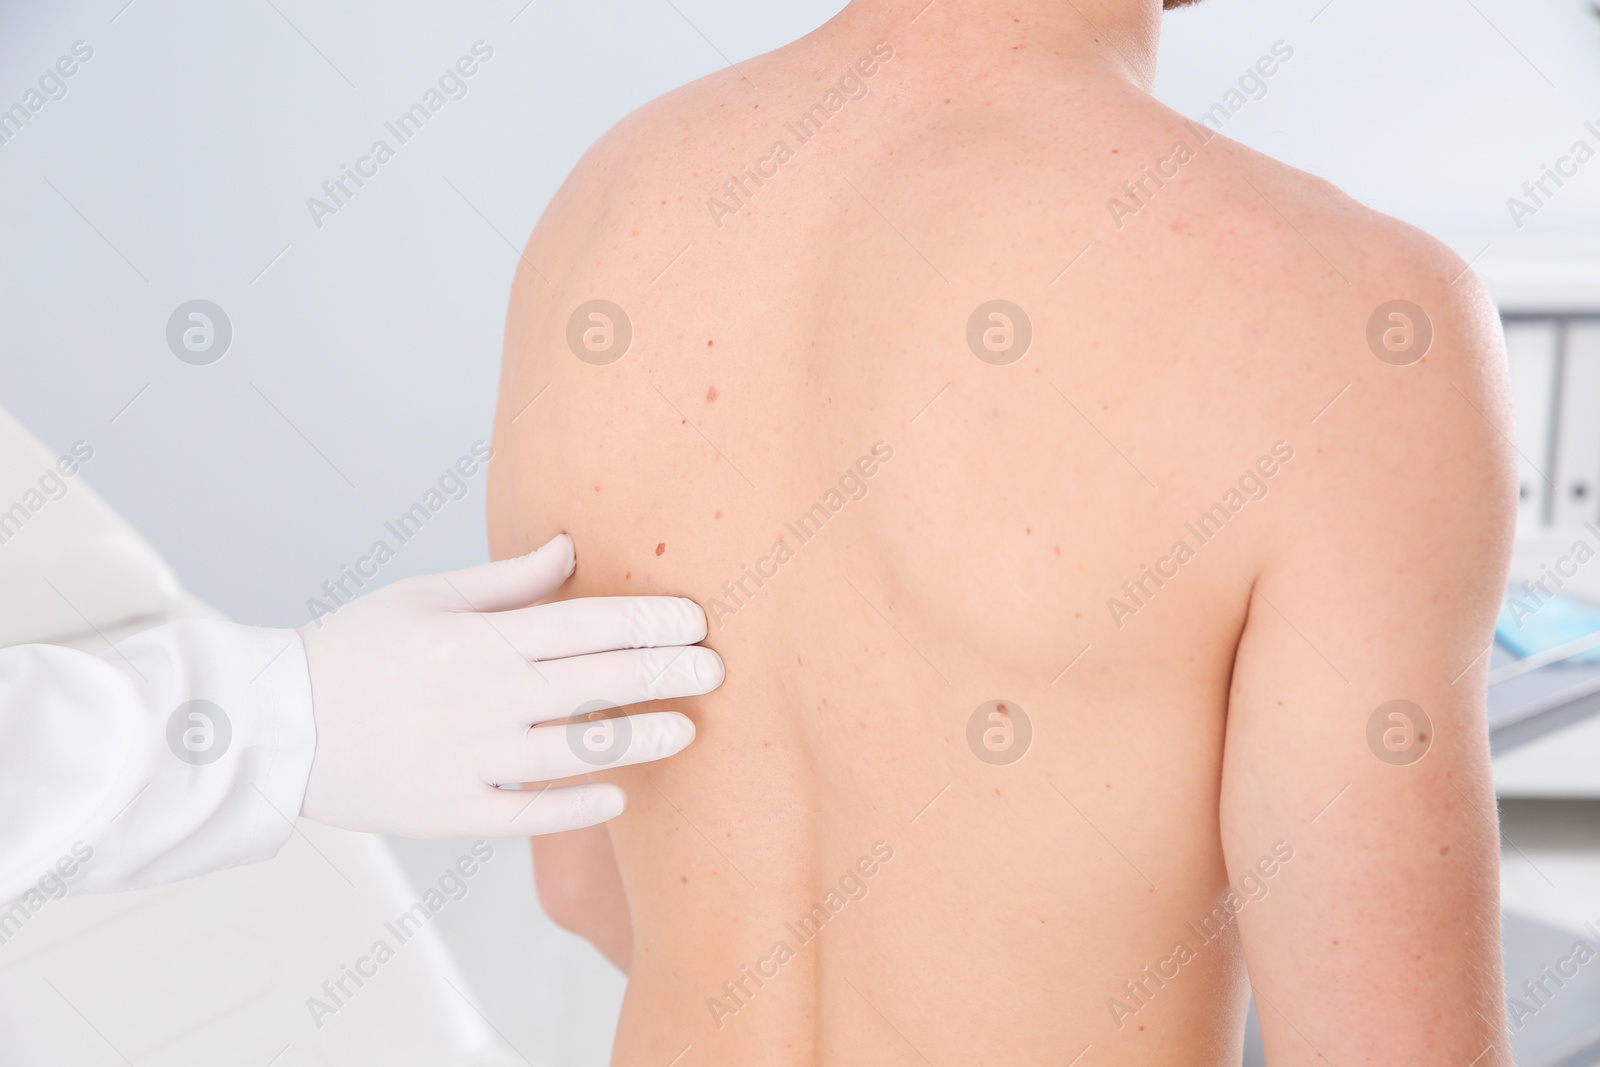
0 618 317 903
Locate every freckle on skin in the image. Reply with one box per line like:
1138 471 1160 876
625 572 631 580
1440 845 1450 856
680 875 688 883
656 543 666 556
1053 545 1061 556
707 386 719 403
715 510 722 520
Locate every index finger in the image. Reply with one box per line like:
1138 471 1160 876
493 595 709 662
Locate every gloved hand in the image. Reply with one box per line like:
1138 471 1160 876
296 533 721 838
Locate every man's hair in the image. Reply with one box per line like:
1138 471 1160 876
1163 0 1204 7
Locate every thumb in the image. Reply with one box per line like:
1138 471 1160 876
477 781 627 837
437 534 576 612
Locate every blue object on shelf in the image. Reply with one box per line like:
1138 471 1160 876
1496 587 1600 666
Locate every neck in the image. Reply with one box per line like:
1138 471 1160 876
833 0 1164 89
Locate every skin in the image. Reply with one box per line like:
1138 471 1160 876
487 1 1517 1063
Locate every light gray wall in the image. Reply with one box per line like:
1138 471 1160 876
1157 0 1600 244
0 0 839 629
1 0 1596 630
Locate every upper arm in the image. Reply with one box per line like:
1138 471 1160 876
531 826 634 971
1219 239 1516 1064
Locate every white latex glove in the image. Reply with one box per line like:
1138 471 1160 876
297 533 721 838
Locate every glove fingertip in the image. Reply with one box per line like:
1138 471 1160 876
677 597 709 642
592 783 626 821
539 532 577 576
666 710 697 748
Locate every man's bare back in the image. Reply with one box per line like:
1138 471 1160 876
488 2 1515 1063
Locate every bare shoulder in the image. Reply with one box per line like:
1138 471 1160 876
1182 135 1517 557
1161 117 1508 433
1075 92 1515 543
516 61 752 264
1210 128 1501 367
529 42 830 248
